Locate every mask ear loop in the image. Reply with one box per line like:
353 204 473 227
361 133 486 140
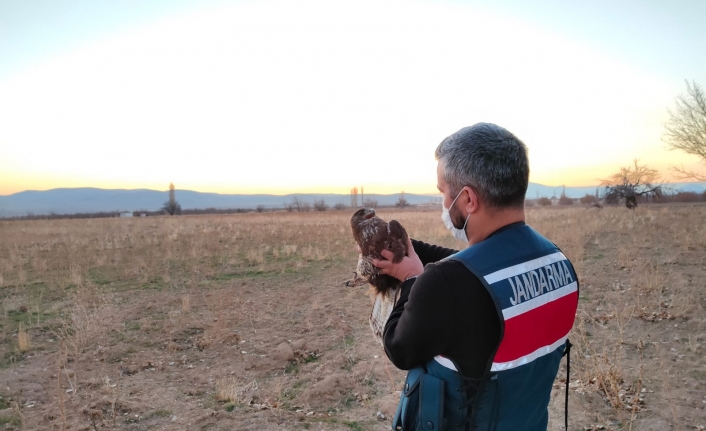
455 188 471 234
449 187 464 209
461 213 470 232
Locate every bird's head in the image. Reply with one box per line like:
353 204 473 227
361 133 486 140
351 207 376 223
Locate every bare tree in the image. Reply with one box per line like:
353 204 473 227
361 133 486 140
558 186 573 206
601 159 663 209
350 187 359 208
333 203 346 210
362 198 378 209
291 196 302 212
291 196 311 212
162 182 182 215
395 191 409 208
283 202 294 212
256 205 266 213
313 199 328 211
663 80 706 181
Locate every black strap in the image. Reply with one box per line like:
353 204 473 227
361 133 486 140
563 339 572 431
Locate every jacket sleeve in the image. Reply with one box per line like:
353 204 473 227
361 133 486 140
411 239 458 266
382 264 457 370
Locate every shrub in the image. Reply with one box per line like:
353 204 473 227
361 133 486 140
313 200 328 211
537 197 552 206
580 194 598 205
559 195 574 206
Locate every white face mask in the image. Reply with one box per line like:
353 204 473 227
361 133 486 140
441 188 470 242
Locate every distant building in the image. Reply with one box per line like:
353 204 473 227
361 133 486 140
119 211 133 218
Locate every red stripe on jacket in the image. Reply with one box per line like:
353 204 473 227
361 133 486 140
494 291 578 363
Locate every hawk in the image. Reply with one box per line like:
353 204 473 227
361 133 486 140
348 207 409 344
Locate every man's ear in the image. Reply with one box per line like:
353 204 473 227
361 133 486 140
463 186 480 214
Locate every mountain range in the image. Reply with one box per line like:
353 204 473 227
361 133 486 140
1 182 704 217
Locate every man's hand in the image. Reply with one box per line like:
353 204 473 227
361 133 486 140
372 237 423 282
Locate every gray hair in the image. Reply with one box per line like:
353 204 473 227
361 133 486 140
435 123 529 209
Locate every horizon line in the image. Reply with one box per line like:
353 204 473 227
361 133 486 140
4 180 706 197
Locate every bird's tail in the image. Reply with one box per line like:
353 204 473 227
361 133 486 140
369 288 399 345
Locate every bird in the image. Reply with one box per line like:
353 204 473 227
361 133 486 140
348 207 409 344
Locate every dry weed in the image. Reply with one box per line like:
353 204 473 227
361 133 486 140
18 323 31 352
216 377 258 404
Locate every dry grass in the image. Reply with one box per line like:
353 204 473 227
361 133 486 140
536 205 706 430
17 323 30 352
215 377 259 405
0 205 705 430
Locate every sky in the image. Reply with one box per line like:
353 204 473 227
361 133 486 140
1 0 705 196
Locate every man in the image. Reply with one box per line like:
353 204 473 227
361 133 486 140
373 123 579 430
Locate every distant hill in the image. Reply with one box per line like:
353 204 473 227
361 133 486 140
0 188 441 217
674 182 706 194
1 182 704 217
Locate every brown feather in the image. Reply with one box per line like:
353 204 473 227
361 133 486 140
350 208 409 295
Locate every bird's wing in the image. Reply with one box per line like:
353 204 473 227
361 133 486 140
387 220 409 264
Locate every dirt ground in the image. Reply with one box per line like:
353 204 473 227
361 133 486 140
0 205 705 430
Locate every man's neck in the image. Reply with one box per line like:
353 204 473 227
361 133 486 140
466 208 525 246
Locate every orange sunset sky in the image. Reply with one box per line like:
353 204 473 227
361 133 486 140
1 0 705 196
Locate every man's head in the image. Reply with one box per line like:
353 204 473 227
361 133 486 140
436 123 529 242
436 122 529 207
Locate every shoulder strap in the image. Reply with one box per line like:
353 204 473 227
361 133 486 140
563 339 573 431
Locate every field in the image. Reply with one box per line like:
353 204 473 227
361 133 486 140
1 205 705 430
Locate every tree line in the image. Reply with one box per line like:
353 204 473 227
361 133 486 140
527 189 706 208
